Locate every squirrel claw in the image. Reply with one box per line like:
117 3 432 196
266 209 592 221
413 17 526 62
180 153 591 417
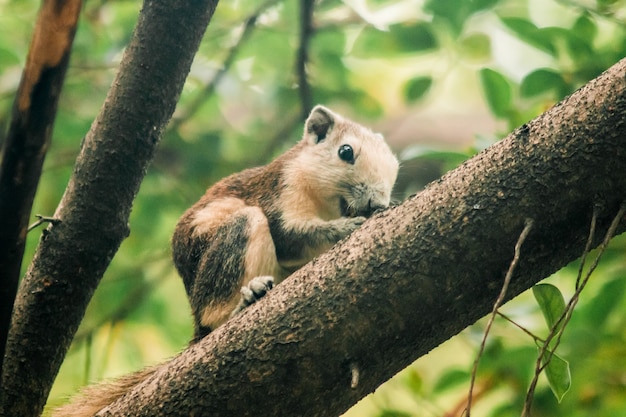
230 276 274 317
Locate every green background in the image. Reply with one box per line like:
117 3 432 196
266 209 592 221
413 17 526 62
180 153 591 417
1 0 625 415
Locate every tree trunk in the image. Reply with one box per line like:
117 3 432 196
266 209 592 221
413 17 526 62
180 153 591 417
0 0 82 376
0 1 219 416
95 58 626 416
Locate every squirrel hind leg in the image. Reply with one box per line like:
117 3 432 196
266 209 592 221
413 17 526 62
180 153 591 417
229 205 282 317
193 205 280 340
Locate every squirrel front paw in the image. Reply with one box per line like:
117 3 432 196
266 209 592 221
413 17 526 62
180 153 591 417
230 275 274 318
332 216 366 239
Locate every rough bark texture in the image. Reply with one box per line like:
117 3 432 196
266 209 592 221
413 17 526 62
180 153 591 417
0 0 82 377
94 58 626 417
0 1 219 416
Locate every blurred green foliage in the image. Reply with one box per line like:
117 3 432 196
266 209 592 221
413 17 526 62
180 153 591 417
1 0 625 415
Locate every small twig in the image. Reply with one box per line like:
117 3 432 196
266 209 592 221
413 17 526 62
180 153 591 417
169 0 279 130
27 214 62 232
497 311 545 343
466 218 534 417
444 379 494 417
522 204 625 416
296 0 315 120
575 206 598 290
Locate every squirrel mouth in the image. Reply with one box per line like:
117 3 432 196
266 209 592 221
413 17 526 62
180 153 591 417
340 197 378 218
340 197 353 217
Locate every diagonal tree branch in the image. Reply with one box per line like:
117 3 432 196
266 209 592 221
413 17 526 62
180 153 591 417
0 1 220 416
93 57 626 416
0 0 82 380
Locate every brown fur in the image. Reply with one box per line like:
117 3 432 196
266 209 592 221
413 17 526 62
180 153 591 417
52 366 158 417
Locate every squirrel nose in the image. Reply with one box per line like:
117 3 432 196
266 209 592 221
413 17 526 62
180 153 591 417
363 199 386 217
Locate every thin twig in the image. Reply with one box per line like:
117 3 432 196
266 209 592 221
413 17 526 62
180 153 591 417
296 0 315 120
169 0 279 130
27 214 62 232
466 218 534 417
445 379 494 417
575 206 598 290
497 311 544 343
522 204 625 416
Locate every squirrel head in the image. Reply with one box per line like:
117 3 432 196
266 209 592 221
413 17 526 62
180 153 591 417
297 105 399 218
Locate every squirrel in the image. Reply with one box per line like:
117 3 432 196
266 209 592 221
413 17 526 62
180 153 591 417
52 105 398 416
172 104 399 341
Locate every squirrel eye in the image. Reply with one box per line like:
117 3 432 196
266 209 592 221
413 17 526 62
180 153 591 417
338 144 355 164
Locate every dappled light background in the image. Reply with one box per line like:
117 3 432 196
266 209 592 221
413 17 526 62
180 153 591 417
1 0 625 415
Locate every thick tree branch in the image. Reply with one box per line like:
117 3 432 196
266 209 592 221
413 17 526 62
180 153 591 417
95 58 626 416
0 0 82 378
0 1 219 416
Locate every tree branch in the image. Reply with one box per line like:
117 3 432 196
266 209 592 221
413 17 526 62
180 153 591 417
0 1 219 416
169 0 279 131
0 0 82 380
95 58 626 416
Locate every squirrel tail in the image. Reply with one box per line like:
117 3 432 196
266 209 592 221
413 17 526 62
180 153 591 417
51 365 158 417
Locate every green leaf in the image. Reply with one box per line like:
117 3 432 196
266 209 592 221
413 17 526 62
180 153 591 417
532 283 566 332
315 50 347 90
479 68 512 118
425 0 499 36
499 17 556 56
598 0 620 13
377 410 412 417
433 368 469 393
572 15 597 42
542 349 572 402
404 368 423 395
314 29 345 56
459 33 491 63
404 76 432 102
520 69 566 98
564 30 595 64
352 23 437 57
392 23 438 52
584 276 626 329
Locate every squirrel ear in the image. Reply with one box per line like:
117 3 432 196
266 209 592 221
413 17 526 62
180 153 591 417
305 105 335 143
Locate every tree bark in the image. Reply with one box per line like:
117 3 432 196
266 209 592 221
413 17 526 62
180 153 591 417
0 1 219 416
0 0 82 378
95 58 626 416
